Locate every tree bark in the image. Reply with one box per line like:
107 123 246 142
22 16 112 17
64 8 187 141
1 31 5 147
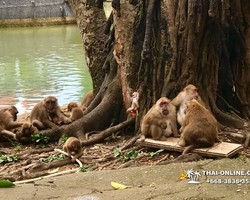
68 0 108 95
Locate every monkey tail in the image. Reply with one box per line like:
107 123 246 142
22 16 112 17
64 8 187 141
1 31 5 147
182 145 196 155
140 134 146 142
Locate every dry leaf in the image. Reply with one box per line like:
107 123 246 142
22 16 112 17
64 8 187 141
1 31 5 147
179 172 187 180
48 168 59 174
111 182 129 189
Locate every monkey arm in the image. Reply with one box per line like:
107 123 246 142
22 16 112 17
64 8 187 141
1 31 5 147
1 130 16 139
171 93 185 106
42 119 59 131
113 51 121 64
149 117 168 129
170 121 179 137
75 149 83 160
57 109 71 124
7 122 23 130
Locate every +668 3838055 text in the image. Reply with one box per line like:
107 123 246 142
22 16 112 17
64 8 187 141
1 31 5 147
206 179 250 184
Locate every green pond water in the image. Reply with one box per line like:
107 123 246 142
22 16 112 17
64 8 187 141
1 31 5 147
0 25 92 114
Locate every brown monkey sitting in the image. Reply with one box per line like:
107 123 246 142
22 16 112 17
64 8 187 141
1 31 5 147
0 106 23 141
63 137 83 162
68 102 84 122
140 97 179 141
171 84 205 127
178 99 220 154
16 123 39 143
30 96 71 131
80 90 94 110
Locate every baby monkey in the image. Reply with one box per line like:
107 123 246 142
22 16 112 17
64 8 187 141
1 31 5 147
127 91 139 116
67 102 84 122
63 137 83 162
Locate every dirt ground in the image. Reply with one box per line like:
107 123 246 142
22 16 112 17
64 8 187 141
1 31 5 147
0 106 249 184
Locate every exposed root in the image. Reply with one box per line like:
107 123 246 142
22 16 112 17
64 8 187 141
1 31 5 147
81 117 135 146
120 135 140 151
157 153 203 165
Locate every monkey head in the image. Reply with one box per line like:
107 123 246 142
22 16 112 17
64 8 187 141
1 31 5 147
185 99 201 113
23 124 32 135
43 96 58 113
67 102 78 112
8 106 19 121
156 97 171 116
71 141 81 154
132 92 139 100
184 84 199 100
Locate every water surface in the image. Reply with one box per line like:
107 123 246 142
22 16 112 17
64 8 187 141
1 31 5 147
0 25 92 114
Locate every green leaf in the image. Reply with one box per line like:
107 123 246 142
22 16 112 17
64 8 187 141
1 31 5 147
78 166 92 172
113 147 122 157
0 180 15 188
149 149 164 157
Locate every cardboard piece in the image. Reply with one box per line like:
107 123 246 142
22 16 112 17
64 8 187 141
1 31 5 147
136 138 243 158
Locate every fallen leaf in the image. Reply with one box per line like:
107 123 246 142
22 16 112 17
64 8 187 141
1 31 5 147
111 182 129 189
179 172 187 180
48 168 59 174
0 180 15 188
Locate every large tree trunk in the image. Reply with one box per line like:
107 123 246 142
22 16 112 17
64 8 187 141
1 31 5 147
68 0 108 95
44 0 250 144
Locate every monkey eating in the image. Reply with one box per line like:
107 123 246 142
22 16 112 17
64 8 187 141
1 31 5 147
63 137 83 162
68 102 84 122
171 84 205 127
126 91 139 116
140 97 179 141
16 122 39 143
0 106 23 141
80 90 94 110
178 99 220 154
30 96 71 131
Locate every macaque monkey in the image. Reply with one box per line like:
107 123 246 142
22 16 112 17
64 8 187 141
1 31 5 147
171 84 205 127
178 99 220 154
67 102 84 122
113 43 123 64
63 137 83 162
30 96 71 131
80 90 94 110
16 123 39 143
140 97 179 141
127 91 139 116
0 106 23 141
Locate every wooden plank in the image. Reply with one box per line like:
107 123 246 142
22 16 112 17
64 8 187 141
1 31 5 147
136 138 243 158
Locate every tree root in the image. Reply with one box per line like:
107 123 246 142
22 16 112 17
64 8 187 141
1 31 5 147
210 95 244 128
81 117 135 146
120 135 140 151
157 153 203 165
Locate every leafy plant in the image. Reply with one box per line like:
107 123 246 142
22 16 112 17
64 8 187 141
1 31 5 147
0 153 20 164
78 166 92 172
31 133 50 148
7 138 22 150
149 149 165 157
60 136 69 143
113 147 140 162
122 150 139 162
39 154 65 163
114 147 122 157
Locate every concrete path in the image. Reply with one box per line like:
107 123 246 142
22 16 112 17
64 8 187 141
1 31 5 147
2 158 250 200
